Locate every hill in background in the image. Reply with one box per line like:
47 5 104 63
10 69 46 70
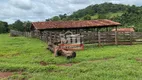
47 3 142 31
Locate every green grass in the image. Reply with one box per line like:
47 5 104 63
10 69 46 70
91 12 124 19
79 12 124 20
0 34 142 80
106 12 124 18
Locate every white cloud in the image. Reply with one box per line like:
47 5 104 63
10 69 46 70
10 0 33 10
0 0 141 24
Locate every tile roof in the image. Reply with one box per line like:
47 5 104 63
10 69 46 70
32 19 121 30
112 28 135 32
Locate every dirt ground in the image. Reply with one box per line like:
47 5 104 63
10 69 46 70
40 57 115 67
0 72 13 78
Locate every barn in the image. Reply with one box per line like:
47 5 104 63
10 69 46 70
30 19 121 45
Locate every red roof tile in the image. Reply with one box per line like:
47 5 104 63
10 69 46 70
112 28 135 32
32 19 121 30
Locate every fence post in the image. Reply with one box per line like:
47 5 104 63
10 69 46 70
130 32 133 45
115 29 118 45
98 32 101 47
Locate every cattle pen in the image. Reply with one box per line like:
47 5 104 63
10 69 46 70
10 19 142 46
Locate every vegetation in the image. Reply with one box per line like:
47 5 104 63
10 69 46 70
0 20 31 34
47 3 142 30
115 5 142 30
9 20 31 32
68 3 129 19
1 34 142 80
47 3 130 21
83 14 91 20
0 21 8 34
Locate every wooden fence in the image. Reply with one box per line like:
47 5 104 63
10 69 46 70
10 30 32 38
10 30 142 45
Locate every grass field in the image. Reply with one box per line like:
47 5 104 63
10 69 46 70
0 34 142 80
91 12 124 19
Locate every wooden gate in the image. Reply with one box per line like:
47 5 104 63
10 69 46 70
133 32 142 44
117 32 133 45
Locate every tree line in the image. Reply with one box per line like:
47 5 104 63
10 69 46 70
0 20 31 33
0 21 9 34
46 3 130 21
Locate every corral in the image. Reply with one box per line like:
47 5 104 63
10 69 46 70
11 19 124 58
10 20 142 59
10 19 142 46
30 19 121 46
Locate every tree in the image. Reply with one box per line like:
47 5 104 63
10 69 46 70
0 21 9 34
0 22 7 33
83 14 91 20
51 16 60 21
10 20 24 31
2 22 9 32
127 5 137 13
23 21 31 32
59 14 67 20
72 18 79 21
98 14 107 19
45 19 51 21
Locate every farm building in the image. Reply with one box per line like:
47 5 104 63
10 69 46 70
112 27 135 32
31 19 121 33
30 19 121 45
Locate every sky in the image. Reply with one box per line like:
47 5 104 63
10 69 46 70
0 0 142 24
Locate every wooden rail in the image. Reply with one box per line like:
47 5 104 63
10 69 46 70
10 30 142 45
